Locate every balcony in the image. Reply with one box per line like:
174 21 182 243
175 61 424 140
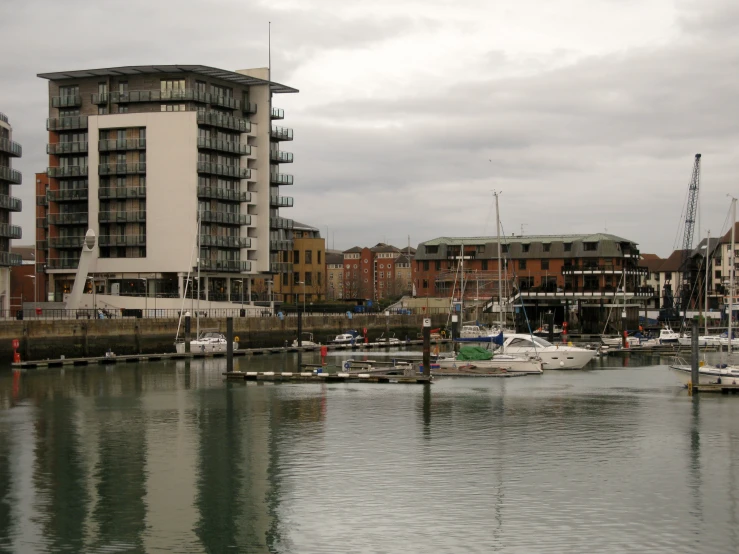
48 213 88 226
271 107 285 120
99 186 146 199
99 138 147 151
270 262 293 273
199 235 251 249
47 166 88 178
110 89 201 103
198 259 251 272
91 92 109 104
197 137 250 156
197 162 250 179
197 186 250 202
36 195 48 206
99 210 147 223
36 240 47 251
561 266 648 276
47 116 88 131
0 223 22 239
211 95 240 110
0 251 23 267
270 172 294 185
51 95 82 108
243 102 257 115
270 217 294 230
270 239 293 251
47 258 80 270
98 235 146 247
0 138 22 157
270 195 294 208
0 195 22 212
201 211 250 225
36 217 48 229
271 126 293 141
48 188 88 202
47 141 88 155
0 166 22 184
197 111 250 133
99 162 146 175
270 150 293 163
48 236 85 249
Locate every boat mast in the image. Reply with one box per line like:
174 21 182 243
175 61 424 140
196 204 202 338
729 198 736 355
705 230 710 337
495 191 502 329
460 241 464 319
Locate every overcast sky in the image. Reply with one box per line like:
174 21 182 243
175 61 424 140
2 0 738 257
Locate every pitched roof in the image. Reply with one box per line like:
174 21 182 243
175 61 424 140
640 254 665 272
421 232 635 247
343 246 363 254
291 219 319 233
326 252 343 265
395 254 412 264
657 249 690 272
370 242 401 253
719 222 739 244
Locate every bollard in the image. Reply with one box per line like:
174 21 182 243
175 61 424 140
185 313 191 353
320 345 328 366
691 318 699 390
226 317 234 373
422 317 431 377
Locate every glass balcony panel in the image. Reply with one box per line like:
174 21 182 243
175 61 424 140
197 137 250 156
270 173 294 185
47 213 88 226
271 126 293 141
48 189 88 202
199 235 251 248
98 235 146 247
48 236 85 249
200 211 250 225
98 211 147 223
0 138 22 157
270 150 293 163
47 258 80 269
197 186 250 202
98 163 146 175
47 141 88 155
271 107 285 120
98 187 146 199
197 111 250 133
46 116 88 131
197 260 251 272
0 195 22 211
51 95 82 108
98 138 146 151
0 252 23 266
0 166 22 184
0 223 22 239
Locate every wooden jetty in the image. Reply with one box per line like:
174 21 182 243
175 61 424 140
223 370 431 385
688 383 739 395
11 338 450 370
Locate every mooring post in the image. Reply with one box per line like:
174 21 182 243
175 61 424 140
547 311 554 343
422 317 431 377
297 310 303 347
451 314 459 353
385 310 390 337
691 318 699 390
226 317 234 373
185 312 191 353
621 306 627 349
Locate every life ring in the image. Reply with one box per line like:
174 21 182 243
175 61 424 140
343 361 351 370
440 330 446 338
234 336 240 342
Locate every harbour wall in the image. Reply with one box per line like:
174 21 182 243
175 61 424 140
0 314 447 362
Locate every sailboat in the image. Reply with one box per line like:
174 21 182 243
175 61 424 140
670 197 739 384
174 206 239 354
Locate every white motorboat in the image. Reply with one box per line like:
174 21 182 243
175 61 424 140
500 334 596 369
377 332 401 344
677 335 710 347
657 326 680 345
331 331 360 344
175 331 238 354
292 332 320 347
669 358 739 385
601 335 641 348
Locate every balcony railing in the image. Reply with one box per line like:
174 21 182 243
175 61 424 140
47 188 88 202
197 162 250 179
99 210 147 223
91 92 109 104
0 138 22 157
197 137 250 155
198 259 251 272
271 126 293 141
36 217 48 229
0 251 23 267
270 217 294 230
47 116 88 131
211 95 240 110
243 102 257 115
0 195 22 212
48 213 88 226
270 262 293 273
270 172 294 185
270 195 294 208
47 166 88 178
47 141 88 155
48 236 85 249
98 235 147 247
197 111 250 133
270 150 293 163
197 186 250 202
0 166 22 184
199 235 251 248
201 211 251 225
99 138 147 151
36 195 48 206
51 95 82 108
99 186 146 199
0 223 22 239
271 107 285 120
270 239 293 251
47 258 80 270
562 266 648 276
99 162 147 175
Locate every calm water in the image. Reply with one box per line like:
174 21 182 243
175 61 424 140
0 351 738 553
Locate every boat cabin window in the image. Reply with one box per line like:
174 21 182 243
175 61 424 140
509 338 536 348
531 337 553 347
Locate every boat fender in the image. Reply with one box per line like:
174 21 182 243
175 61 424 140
344 361 351 370
234 336 240 342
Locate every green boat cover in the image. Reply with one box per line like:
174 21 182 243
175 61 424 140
455 346 493 361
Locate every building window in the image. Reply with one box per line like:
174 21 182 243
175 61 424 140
423 261 429 271
118 105 129 114
379 264 384 269
564 243 572 252
98 106 108 115
380 272 384 278
387 272 392 278
353 264 358 269
423 279 429 289
502 245 509 254
292 272 299 285
522 244 530 253
435 260 441 270
282 273 288 286
482 260 488 270
317 273 322 286
305 250 312 264
542 260 549 270
161 79 186 92
543 243 551 252
305 272 312 286
160 104 186 112
716 270 722 279
293 250 300 264
584 242 598 252
519 260 527 270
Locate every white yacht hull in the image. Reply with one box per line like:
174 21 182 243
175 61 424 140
523 349 596 370
175 340 238 354
669 364 739 385
436 355 543 374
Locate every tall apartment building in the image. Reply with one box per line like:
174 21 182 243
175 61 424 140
342 243 410 300
274 220 325 303
0 112 23 311
37 65 297 305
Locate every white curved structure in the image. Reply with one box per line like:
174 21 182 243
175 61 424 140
175 332 238 354
501 334 596 369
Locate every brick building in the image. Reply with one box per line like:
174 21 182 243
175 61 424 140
342 243 412 301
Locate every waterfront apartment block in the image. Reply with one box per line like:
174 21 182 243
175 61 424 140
413 234 649 301
325 250 344 300
342 243 414 301
37 65 297 304
0 112 23 311
273 220 325 304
